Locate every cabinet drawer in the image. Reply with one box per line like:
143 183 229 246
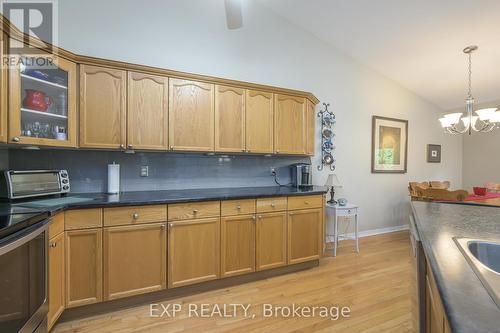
104 205 167 226
287 195 323 210
49 213 65 239
65 209 103 230
221 199 256 216
168 201 220 221
256 197 287 213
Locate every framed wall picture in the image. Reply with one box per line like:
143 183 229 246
427 144 441 163
371 116 408 173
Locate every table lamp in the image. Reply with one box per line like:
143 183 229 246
325 174 342 204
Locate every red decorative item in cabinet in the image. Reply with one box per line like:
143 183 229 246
23 89 53 112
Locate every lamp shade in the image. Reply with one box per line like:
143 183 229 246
325 174 342 187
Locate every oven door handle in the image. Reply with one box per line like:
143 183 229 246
0 221 49 256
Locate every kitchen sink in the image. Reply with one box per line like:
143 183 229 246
454 238 500 309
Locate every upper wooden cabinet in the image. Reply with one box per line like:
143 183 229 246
127 72 168 150
215 85 245 152
305 99 316 156
0 33 7 143
246 90 273 153
8 50 77 147
168 78 214 152
79 65 126 149
103 223 167 301
274 94 306 155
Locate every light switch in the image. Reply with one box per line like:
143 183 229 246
140 166 149 177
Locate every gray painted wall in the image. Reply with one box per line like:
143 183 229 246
8 149 309 193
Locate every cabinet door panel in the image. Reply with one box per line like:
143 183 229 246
305 99 316 156
80 65 126 149
168 79 214 151
246 90 273 153
215 85 245 152
127 72 168 150
9 51 77 147
256 212 287 270
168 218 220 288
104 223 166 301
48 233 65 330
274 94 306 155
221 215 255 277
65 228 102 308
288 208 321 264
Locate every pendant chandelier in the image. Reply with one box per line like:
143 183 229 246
439 45 500 135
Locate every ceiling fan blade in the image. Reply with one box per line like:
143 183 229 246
224 0 243 29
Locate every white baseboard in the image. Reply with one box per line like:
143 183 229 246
357 225 409 238
326 225 409 241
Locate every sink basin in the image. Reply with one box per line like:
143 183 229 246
455 238 500 309
468 241 500 274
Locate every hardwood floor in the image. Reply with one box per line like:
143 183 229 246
53 231 412 333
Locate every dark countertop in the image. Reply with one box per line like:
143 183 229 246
1 185 327 216
411 201 500 333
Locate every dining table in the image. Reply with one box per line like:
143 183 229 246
463 192 500 206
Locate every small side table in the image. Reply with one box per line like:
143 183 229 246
325 203 359 256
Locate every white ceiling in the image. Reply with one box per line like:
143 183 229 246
260 0 500 110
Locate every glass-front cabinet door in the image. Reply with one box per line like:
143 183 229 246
8 50 77 147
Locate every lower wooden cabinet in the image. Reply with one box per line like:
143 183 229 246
221 214 255 277
256 212 287 271
65 228 102 308
168 217 220 288
47 232 65 330
103 223 167 301
426 262 452 333
287 208 322 264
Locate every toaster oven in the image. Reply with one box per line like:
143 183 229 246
0 170 70 199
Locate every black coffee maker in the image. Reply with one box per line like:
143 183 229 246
290 163 312 188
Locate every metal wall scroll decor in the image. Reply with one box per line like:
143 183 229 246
317 103 336 171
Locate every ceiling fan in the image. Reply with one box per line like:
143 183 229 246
224 0 243 29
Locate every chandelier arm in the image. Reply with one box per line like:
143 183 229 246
448 123 469 134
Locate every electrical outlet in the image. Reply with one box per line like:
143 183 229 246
140 166 149 177
270 167 277 176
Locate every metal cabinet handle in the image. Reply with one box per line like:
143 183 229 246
193 209 198 214
132 213 139 219
170 146 174 150
271 203 276 208
50 242 57 248
127 144 133 149
12 137 20 142
236 205 241 210
120 144 125 149
241 149 245 152
168 223 174 229
304 201 310 205
289 212 294 216
252 215 256 221
258 215 262 219
161 224 166 230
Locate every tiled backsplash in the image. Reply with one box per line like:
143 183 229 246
7 149 310 193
